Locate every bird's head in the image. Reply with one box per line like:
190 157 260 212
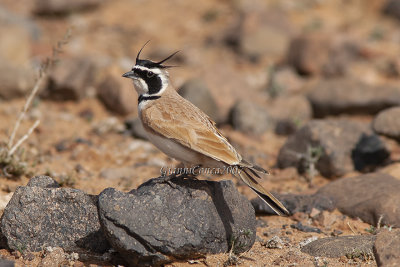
122 41 179 96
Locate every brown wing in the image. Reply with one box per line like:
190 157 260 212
141 93 242 165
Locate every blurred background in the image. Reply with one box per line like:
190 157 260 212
1 0 400 265
1 0 400 190
0 0 399 190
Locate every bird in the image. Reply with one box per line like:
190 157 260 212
122 42 289 216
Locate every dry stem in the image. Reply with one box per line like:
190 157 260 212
8 119 40 156
6 28 71 157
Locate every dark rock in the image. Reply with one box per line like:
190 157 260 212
374 228 400 267
222 2 293 62
251 192 334 215
277 119 371 177
266 67 305 97
307 78 400 117
124 118 148 140
287 33 331 76
373 106 400 141
255 172 400 226
316 173 400 226
26 175 60 188
287 34 359 76
383 0 400 21
301 235 375 258
0 175 110 254
0 229 6 249
43 57 96 101
268 95 312 133
290 222 321 233
275 121 297 136
178 79 221 123
97 74 137 115
351 134 390 172
34 0 103 15
98 177 256 266
0 259 15 267
230 100 272 135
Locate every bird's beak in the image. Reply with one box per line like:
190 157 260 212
122 70 136 79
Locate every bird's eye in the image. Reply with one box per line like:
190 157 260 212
147 71 154 78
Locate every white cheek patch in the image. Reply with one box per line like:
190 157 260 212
133 78 148 94
132 65 169 97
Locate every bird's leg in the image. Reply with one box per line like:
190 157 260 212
148 163 202 189
148 173 179 189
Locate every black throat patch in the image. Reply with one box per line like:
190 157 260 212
133 68 163 94
138 95 161 103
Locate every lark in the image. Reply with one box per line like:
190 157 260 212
122 42 289 216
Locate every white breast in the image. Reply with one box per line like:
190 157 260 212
145 129 201 164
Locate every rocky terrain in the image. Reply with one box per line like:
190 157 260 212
0 0 400 266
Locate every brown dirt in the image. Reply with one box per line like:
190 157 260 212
1 0 397 266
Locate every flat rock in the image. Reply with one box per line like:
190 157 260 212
97 74 137 115
316 173 400 226
307 78 400 117
43 57 96 101
230 100 272 135
98 177 256 267
277 119 388 177
254 172 400 227
178 79 221 123
0 175 110 254
372 106 400 141
301 235 375 258
374 228 400 267
251 192 334 215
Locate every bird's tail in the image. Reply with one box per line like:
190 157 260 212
237 162 289 216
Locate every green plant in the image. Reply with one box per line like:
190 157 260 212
57 171 77 187
365 225 376 234
304 145 323 182
266 65 283 98
345 249 373 262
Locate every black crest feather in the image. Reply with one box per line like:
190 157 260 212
135 41 179 69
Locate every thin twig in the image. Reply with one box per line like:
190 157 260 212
7 75 45 150
7 28 71 152
8 119 40 156
377 215 384 229
347 222 357 235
